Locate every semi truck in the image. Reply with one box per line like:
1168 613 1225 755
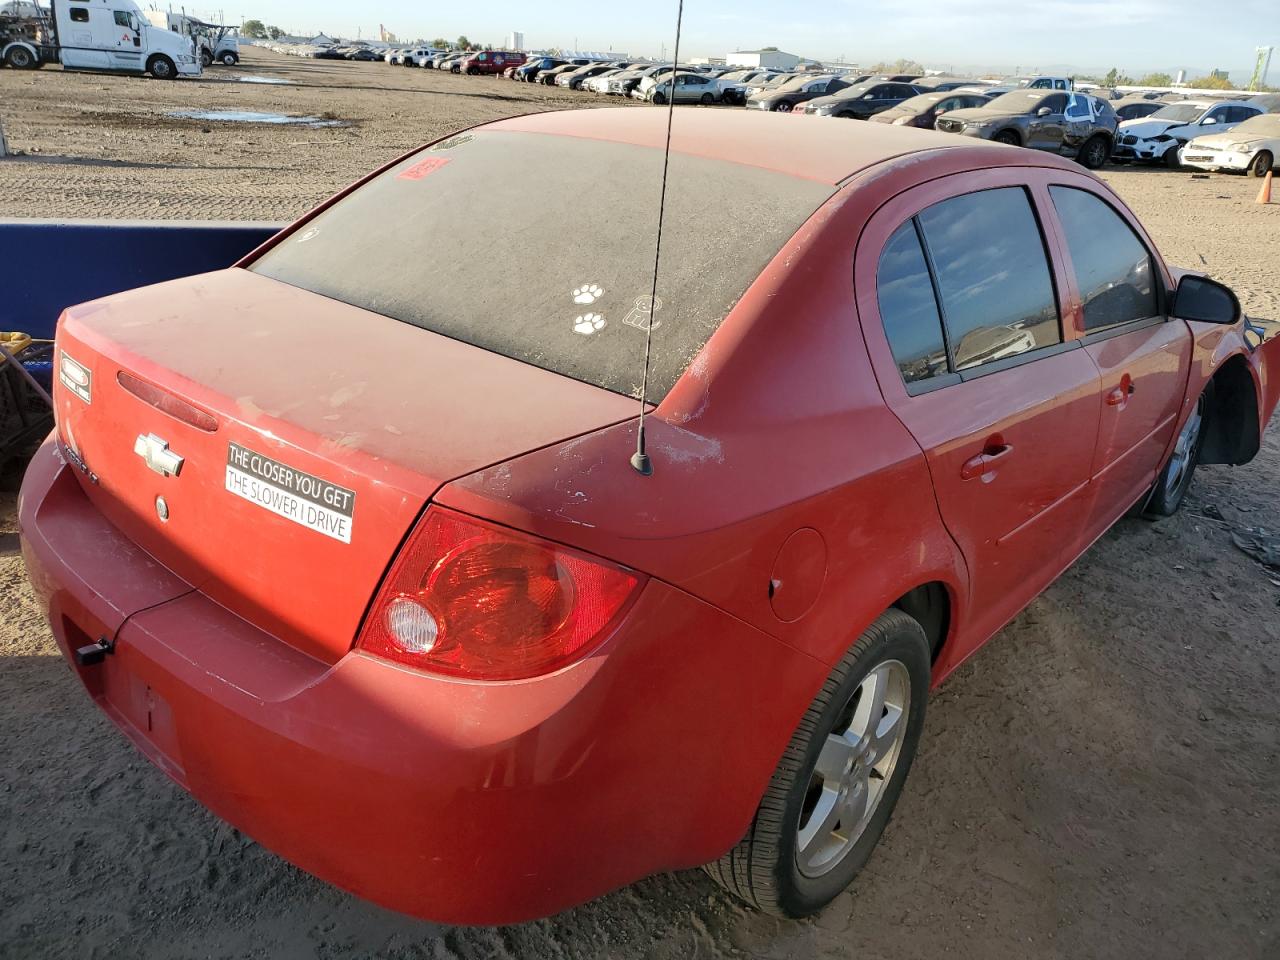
141 10 238 67
1 0 199 77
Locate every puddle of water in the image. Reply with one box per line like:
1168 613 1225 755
167 109 343 127
231 75 294 85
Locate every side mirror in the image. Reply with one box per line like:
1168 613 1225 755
1202 117 1217 125
1172 274 1241 324
1037 106 1052 117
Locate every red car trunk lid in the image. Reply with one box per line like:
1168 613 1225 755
53 268 638 662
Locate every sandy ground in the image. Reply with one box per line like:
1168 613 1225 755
2 48 1280 960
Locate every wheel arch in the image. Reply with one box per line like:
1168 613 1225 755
1199 352 1261 466
892 581 953 663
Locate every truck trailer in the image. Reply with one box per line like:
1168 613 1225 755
1 0 199 77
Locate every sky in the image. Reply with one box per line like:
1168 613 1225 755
192 0 1278 81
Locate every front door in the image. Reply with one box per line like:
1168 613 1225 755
1027 93 1069 151
1043 183 1192 537
860 177 1099 648
109 9 144 71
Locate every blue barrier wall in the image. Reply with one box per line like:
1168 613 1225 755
0 219 287 340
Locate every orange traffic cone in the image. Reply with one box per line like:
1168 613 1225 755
1258 170 1273 204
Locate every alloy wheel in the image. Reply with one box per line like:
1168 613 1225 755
796 660 911 878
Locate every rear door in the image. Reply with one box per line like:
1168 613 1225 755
1042 181 1191 536
1061 94 1095 152
857 171 1099 647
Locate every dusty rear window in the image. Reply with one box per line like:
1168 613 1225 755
251 129 834 402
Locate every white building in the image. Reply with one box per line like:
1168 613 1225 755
726 48 800 71
505 31 524 51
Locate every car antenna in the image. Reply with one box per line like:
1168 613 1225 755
630 0 685 477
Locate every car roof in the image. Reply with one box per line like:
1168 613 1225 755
487 107 1056 186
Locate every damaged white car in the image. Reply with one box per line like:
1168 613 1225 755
1180 113 1280 178
1112 99 1262 167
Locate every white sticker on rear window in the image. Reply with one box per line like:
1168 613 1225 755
224 442 355 543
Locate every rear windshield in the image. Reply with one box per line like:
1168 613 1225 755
251 129 833 402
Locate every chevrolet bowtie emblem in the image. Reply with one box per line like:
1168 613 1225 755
133 433 185 478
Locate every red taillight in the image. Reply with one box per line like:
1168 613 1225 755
358 507 641 680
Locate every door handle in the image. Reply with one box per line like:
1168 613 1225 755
1106 374 1136 406
960 442 1014 481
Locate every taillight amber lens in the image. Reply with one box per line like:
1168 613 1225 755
358 507 641 680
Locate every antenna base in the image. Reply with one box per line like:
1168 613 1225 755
630 450 653 476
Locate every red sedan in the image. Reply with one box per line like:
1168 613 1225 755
20 108 1280 924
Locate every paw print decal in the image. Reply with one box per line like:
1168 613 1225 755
573 313 606 336
572 284 604 305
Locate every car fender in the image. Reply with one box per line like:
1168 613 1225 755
1175 316 1279 464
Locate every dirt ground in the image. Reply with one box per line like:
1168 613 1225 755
2 48 1280 960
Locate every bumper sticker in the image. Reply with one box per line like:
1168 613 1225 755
225 442 355 543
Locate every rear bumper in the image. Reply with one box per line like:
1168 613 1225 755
19 436 823 925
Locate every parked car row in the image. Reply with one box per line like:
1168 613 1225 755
352 49 1280 176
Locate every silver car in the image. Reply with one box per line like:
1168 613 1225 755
636 71 724 105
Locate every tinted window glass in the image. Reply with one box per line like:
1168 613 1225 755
69 5 88 20
918 187 1060 371
1041 93 1068 113
113 10 130 26
252 130 834 403
1050 187 1158 331
877 222 947 385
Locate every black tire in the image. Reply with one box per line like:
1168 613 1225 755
5 45 37 69
775 100 793 112
1164 145 1182 169
220 52 238 66
1077 134 1110 170
705 609 930 917
836 111 854 119
1247 150 1274 178
147 54 176 80
1145 385 1210 517
995 129 1021 146
701 92 714 105
200 48 212 67
652 92 667 105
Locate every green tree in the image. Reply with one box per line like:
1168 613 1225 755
266 25 284 40
869 58 924 75
241 18 266 38
1103 67 1119 86
456 35 471 50
431 37 449 49
1138 72 1172 86
1188 73 1233 90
